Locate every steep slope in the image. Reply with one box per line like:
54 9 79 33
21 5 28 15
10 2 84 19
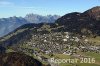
0 23 42 47
83 6 100 20
0 16 28 37
0 52 46 66
56 6 100 36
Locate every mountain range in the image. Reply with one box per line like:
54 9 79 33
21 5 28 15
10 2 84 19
0 14 60 37
0 6 100 66
0 6 100 47
25 14 60 23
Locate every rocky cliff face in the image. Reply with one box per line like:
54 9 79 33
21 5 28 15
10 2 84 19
25 14 60 23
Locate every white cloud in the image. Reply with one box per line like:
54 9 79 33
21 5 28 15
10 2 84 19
0 1 14 7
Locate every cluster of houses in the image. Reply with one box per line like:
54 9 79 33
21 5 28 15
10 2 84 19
10 31 100 66
15 31 100 65
18 32 100 55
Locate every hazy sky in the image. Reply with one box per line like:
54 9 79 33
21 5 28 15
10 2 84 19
0 0 99 18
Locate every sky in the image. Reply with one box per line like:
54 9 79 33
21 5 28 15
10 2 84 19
0 0 99 18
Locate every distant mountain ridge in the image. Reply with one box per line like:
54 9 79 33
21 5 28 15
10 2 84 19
0 16 28 37
25 13 60 23
0 14 60 37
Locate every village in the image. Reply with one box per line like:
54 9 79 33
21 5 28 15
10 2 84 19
12 31 100 65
